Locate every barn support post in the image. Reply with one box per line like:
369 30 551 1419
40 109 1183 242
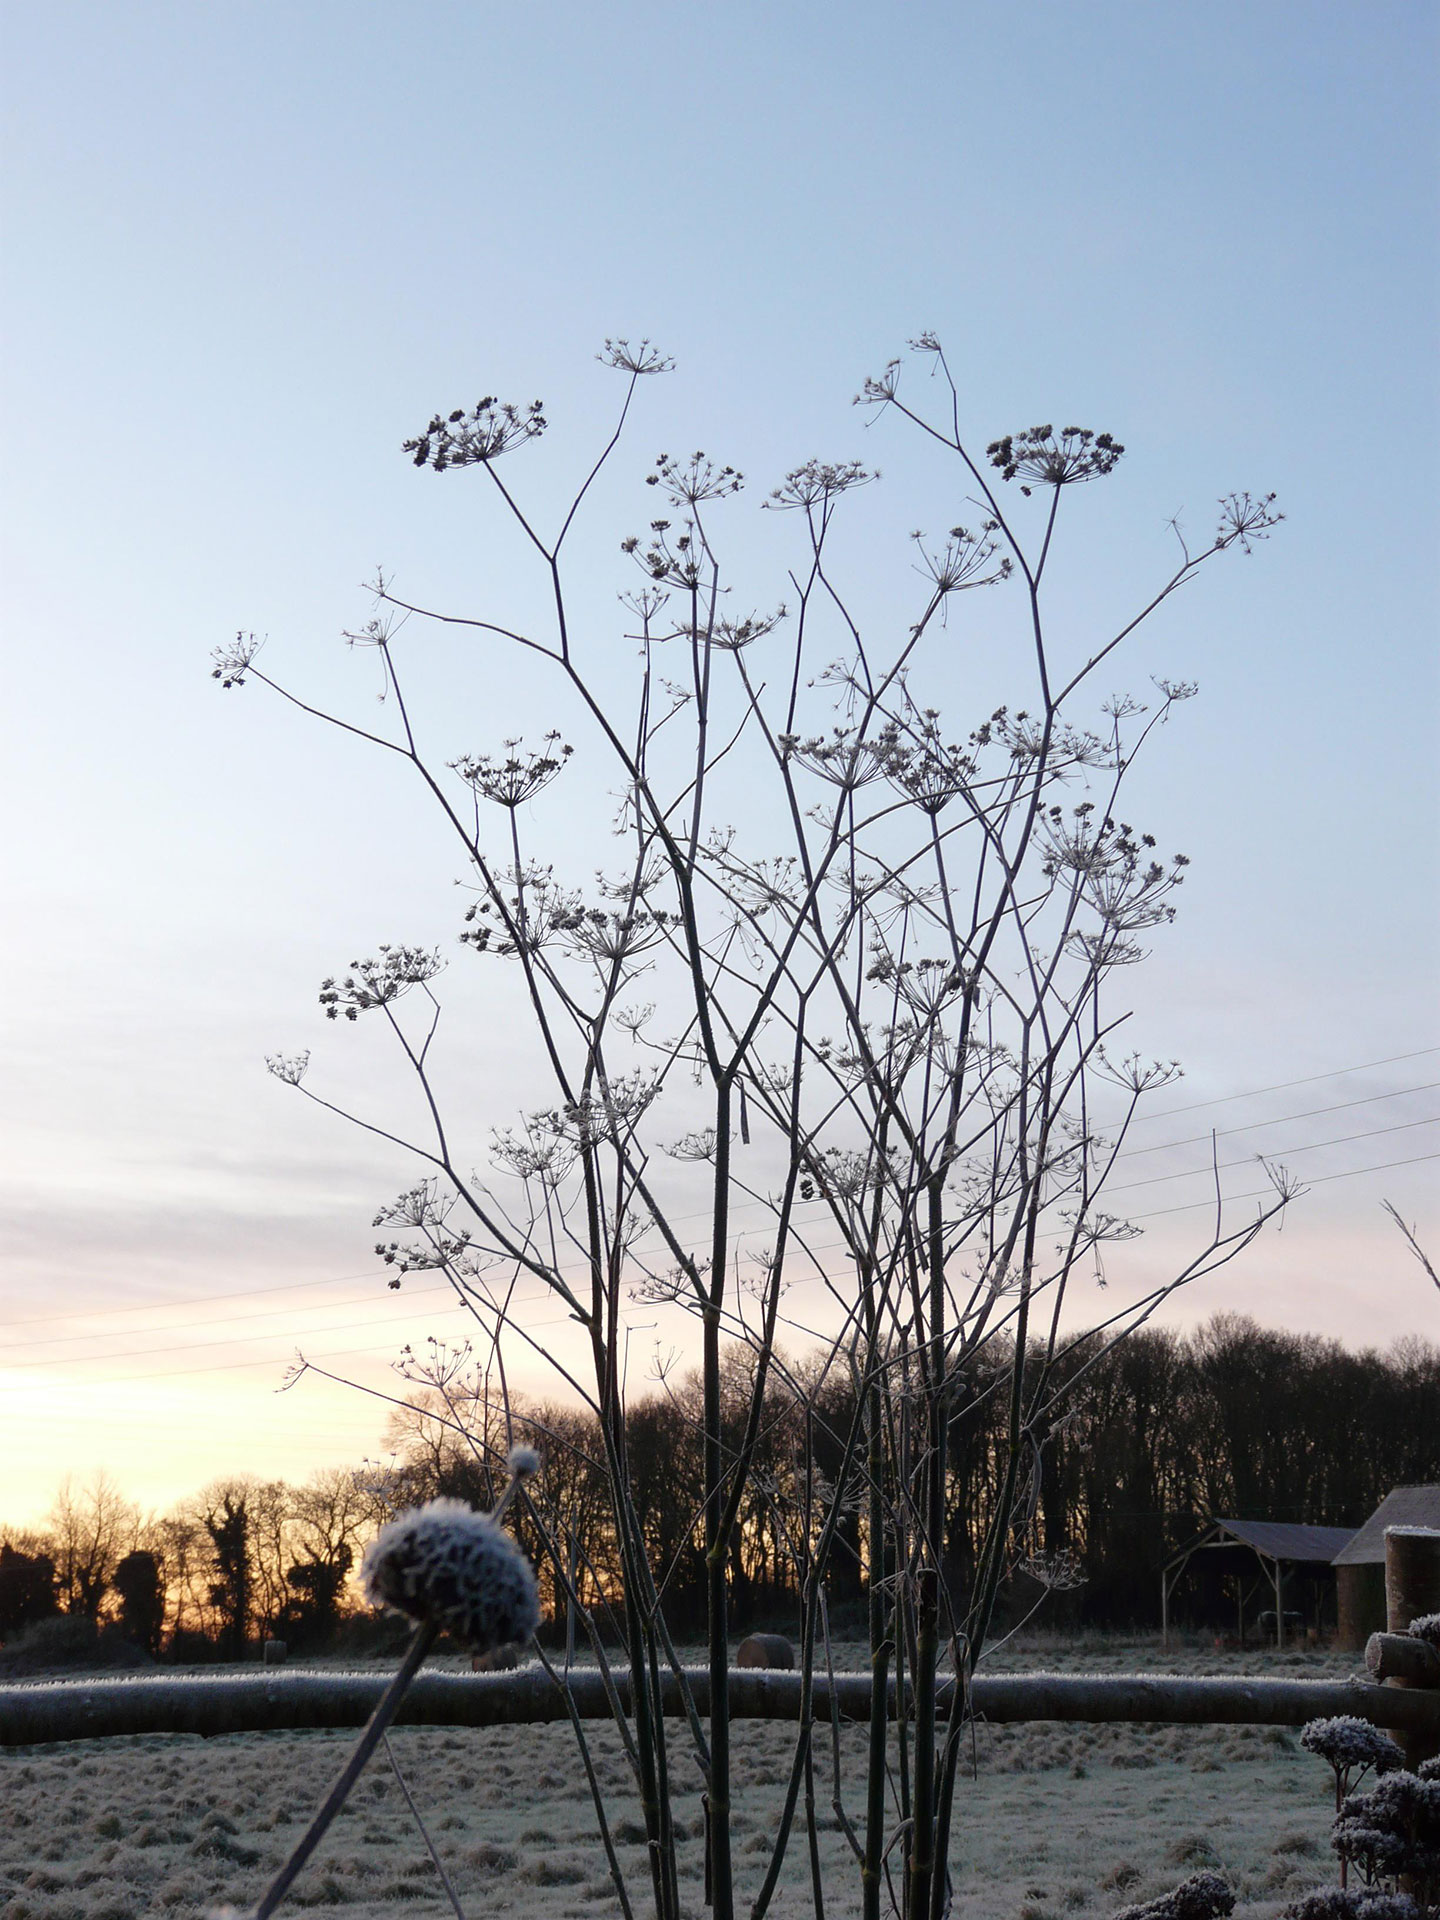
1382 1524 1440 1767
1161 1565 1169 1651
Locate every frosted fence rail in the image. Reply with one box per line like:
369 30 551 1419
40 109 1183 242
3 1667 1439 1748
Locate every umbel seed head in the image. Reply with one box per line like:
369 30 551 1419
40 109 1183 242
361 1498 539 1656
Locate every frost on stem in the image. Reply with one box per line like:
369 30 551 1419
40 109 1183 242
361 1496 540 1658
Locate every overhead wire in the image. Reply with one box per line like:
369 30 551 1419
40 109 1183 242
13 1135 1435 1388
8 1045 1435 1338
8 1104 1435 1365
1113 1080 1440 1159
1101 1111 1439 1194
1122 1148 1440 1221
14 1072 1431 1352
3 1050 1433 1383
0 1299 478 1374
2 1278 460 1352
1115 1046 1439 1124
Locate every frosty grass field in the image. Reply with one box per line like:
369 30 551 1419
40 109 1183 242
1 1636 1356 1920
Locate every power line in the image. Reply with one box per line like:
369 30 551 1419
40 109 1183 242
8 1106 1433 1370
1114 1081 1440 1160
1118 1047 1440 1125
20 1138 1436 1388
21 1310 583 1392
1 1278 457 1354
0 1267 381 1333
1123 1149 1440 1221
0 1301 476 1375
1103 1112 1438 1195
4 1047 1434 1365
9 1045 1433 1339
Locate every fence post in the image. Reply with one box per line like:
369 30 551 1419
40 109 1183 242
1382 1525 1440 1768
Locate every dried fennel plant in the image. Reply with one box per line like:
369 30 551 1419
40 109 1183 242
218 335 1290 1920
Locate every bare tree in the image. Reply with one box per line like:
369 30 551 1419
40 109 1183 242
219 336 1290 1920
46 1470 138 1620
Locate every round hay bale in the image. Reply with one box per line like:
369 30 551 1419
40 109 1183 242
736 1633 794 1670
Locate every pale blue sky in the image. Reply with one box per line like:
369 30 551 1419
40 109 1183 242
2 1 1436 1520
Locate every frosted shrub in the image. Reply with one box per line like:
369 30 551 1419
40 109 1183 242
1303 1719 1408 1809
1114 1869 1236 1920
1332 1771 1440 1905
1284 1892 1422 1920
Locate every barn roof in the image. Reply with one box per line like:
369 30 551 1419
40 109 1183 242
1211 1518 1357 1563
1332 1486 1440 1566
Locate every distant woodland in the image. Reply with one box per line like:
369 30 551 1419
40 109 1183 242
4 1314 1437 1663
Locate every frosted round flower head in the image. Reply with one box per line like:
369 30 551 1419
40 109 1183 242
506 1444 541 1479
1301 1717 1405 1775
360 1498 539 1656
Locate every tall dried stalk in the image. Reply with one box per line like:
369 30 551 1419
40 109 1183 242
220 335 1289 1920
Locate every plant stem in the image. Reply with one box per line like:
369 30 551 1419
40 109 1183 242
251 1619 438 1920
383 1731 467 1920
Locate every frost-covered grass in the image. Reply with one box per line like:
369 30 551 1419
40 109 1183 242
0 1635 1359 1920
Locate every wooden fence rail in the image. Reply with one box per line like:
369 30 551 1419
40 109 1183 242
3 1667 1439 1749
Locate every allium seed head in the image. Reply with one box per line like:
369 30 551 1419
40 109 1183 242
360 1498 539 1656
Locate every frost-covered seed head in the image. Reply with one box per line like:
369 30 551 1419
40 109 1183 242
1301 1718 1406 1776
1334 1772 1440 1887
506 1445 541 1480
1282 1891 1419 1920
1408 1613 1440 1650
360 1499 539 1655
1114 1870 1235 1920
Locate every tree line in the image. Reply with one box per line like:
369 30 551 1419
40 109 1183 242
0 1464 386 1659
3 1313 1435 1658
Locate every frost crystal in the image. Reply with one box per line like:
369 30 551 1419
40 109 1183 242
361 1498 539 1655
